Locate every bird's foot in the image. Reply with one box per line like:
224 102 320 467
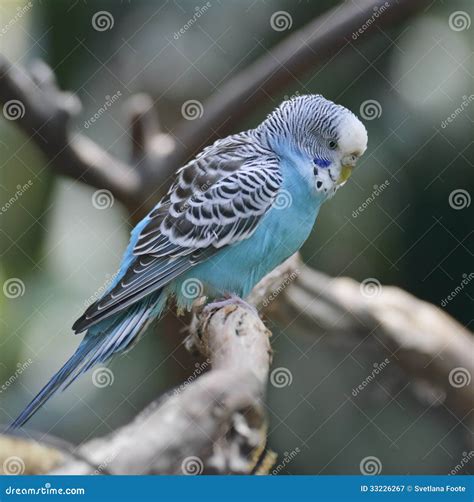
203 295 259 317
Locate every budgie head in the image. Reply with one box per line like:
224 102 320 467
259 94 368 196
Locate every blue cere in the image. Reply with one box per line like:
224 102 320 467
313 157 331 168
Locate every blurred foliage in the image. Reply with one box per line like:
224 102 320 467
0 0 472 474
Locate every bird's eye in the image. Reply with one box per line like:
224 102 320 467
328 140 338 150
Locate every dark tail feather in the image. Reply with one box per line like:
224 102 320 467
8 338 100 430
9 290 166 430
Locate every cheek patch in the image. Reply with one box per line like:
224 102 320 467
313 158 331 168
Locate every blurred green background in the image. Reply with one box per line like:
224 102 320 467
0 0 472 474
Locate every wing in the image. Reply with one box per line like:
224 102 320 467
73 140 282 333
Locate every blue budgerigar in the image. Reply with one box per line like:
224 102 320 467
11 94 367 428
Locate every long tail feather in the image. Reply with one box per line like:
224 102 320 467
9 290 166 430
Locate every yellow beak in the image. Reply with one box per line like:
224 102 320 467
338 164 353 184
